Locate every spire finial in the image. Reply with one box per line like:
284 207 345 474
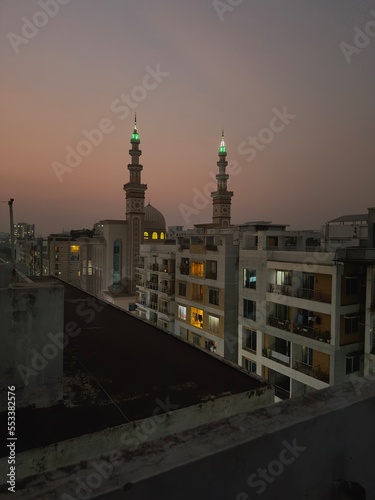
219 129 226 153
131 113 139 141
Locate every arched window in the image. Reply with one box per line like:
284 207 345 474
160 232 165 240
152 232 158 240
113 240 121 290
144 231 149 240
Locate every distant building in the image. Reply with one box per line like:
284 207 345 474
13 222 35 239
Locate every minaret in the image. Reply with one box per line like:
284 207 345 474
123 114 147 293
211 131 233 226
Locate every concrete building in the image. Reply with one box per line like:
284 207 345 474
135 241 177 331
13 221 35 239
81 117 167 311
0 263 64 411
174 228 239 362
48 234 81 287
0 274 273 497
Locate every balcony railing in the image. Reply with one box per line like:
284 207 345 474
267 283 292 296
267 316 292 332
146 281 158 290
262 347 290 367
205 271 217 280
292 324 330 343
274 385 290 400
295 288 323 302
293 360 329 383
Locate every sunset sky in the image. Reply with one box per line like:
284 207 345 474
1 0 374 236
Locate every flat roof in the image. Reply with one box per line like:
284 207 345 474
327 214 368 224
0 277 266 454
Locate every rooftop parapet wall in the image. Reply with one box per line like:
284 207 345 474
11 377 375 499
0 282 64 411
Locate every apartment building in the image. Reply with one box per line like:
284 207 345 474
136 242 176 332
238 225 367 400
48 235 81 287
174 229 239 362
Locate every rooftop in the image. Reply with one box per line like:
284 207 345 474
327 214 368 224
0 276 267 455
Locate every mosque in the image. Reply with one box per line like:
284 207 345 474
86 114 232 309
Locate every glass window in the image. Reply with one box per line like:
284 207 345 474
346 355 360 374
152 232 158 240
178 282 187 296
243 269 256 289
208 315 219 333
244 329 257 352
209 288 219 306
178 305 187 320
191 307 203 329
144 231 149 240
345 315 359 334
191 261 204 277
243 299 256 320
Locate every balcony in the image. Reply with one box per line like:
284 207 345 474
146 281 158 290
292 323 330 343
205 244 218 251
267 316 292 332
205 271 217 280
294 288 324 302
149 263 159 271
267 283 292 296
274 385 290 400
293 360 329 383
262 346 290 367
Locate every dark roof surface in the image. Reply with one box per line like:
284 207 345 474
327 214 368 224
1 276 265 454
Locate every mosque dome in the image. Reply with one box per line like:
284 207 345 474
143 203 166 241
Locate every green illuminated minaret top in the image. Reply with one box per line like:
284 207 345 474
131 113 139 142
219 129 226 154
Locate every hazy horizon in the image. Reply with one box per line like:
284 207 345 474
1 0 374 236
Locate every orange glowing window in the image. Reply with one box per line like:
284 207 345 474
70 245 80 252
191 261 204 277
191 307 203 329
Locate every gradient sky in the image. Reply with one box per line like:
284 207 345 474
1 0 374 236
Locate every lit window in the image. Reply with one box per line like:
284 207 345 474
70 245 80 252
178 305 187 320
144 231 149 240
191 261 204 277
152 232 158 240
208 315 219 333
191 307 203 329
160 232 165 240
243 269 256 289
